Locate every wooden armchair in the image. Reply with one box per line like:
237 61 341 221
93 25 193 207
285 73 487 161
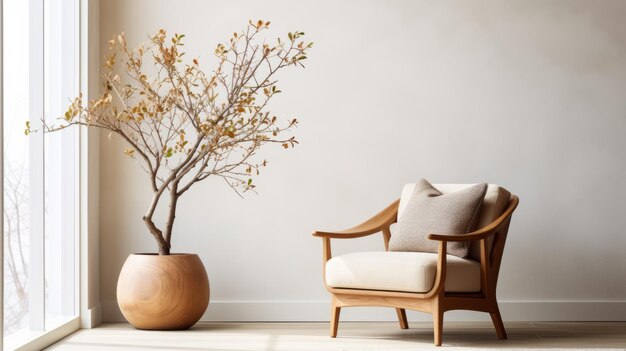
312 184 519 346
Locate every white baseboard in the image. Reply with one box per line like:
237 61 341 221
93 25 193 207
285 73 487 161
101 300 626 323
80 303 102 328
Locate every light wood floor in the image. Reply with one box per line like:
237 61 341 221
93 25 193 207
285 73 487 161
47 322 626 350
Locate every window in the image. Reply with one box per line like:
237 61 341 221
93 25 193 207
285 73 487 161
3 0 80 349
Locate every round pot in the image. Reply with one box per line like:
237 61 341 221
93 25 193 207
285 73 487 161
117 253 209 330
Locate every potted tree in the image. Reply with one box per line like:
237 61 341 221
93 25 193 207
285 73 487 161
27 20 312 330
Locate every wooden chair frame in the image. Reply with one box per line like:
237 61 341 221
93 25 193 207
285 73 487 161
312 195 519 346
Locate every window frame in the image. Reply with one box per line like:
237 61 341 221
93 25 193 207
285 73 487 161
1 0 4 348
2 0 85 349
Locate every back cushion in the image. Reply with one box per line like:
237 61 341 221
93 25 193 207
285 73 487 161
390 179 487 257
398 183 511 261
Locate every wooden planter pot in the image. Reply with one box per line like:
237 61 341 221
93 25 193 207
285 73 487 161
117 253 210 330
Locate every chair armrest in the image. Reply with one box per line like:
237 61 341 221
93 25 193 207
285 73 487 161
312 199 399 239
427 195 519 242
427 230 495 243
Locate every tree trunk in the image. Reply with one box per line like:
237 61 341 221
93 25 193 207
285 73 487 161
157 240 171 256
163 182 179 250
143 215 171 255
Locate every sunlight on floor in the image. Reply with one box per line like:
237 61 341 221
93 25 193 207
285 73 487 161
46 322 626 350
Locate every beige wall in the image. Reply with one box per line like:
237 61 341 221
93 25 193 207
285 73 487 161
99 0 626 321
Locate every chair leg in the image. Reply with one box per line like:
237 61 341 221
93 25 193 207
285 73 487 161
432 299 444 346
395 308 409 329
490 303 507 340
330 299 341 338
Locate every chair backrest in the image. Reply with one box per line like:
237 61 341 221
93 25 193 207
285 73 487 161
398 183 511 261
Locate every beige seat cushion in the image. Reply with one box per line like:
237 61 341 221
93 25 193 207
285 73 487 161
399 183 511 261
325 251 481 293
